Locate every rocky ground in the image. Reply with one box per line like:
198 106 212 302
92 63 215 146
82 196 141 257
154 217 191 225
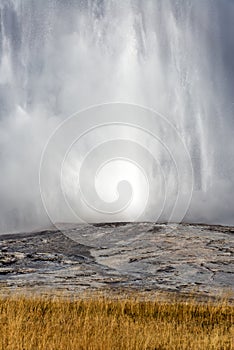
0 223 233 299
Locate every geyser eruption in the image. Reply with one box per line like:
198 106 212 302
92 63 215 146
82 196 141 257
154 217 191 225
39 103 194 226
0 0 234 232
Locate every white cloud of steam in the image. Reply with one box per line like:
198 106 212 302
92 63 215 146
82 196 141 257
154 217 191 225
0 0 234 232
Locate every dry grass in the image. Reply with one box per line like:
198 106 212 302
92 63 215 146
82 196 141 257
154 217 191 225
0 293 233 350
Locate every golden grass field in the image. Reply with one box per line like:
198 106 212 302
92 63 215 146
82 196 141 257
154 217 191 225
0 293 233 350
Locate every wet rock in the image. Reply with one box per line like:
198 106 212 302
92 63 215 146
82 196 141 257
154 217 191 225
0 223 233 299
